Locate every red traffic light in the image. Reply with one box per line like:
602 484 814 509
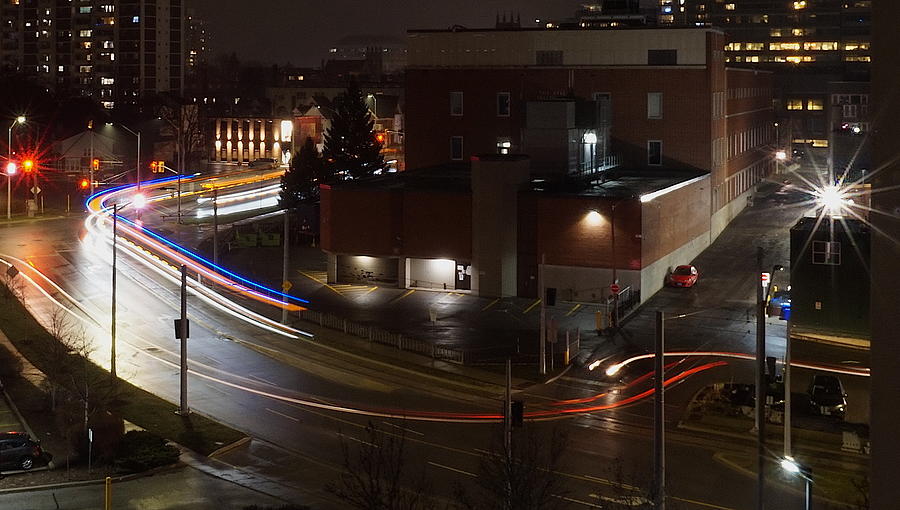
22 159 34 172
375 133 385 143
150 161 158 171
80 178 90 189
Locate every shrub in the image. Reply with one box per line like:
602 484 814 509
114 430 180 473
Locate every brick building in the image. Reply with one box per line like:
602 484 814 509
404 26 774 238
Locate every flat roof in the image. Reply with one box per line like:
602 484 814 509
408 26 722 35
328 164 708 200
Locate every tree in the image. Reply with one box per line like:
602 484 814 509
280 136 329 209
455 426 571 510
322 80 386 180
326 421 434 510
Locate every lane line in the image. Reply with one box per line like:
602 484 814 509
427 461 476 477
389 289 415 304
481 297 500 312
266 408 300 422
523 298 542 314
380 421 425 436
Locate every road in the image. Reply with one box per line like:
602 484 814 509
0 170 865 509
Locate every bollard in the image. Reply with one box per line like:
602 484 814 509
104 477 112 510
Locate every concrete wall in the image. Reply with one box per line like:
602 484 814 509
407 257 456 290
640 232 710 300
542 264 641 303
710 181 753 241
641 175 711 267
336 254 399 286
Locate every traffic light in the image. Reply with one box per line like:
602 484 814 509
150 161 158 172
92 158 100 170
375 133 386 144
149 161 165 173
80 178 90 190
22 159 34 173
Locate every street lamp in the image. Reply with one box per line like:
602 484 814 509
780 457 813 510
117 124 142 192
7 116 25 218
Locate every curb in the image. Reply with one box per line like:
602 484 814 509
0 462 184 494
208 435 251 458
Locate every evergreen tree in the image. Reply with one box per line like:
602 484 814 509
322 80 386 180
280 136 328 209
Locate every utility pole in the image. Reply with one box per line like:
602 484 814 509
539 253 546 375
89 121 95 195
755 246 766 510
282 211 290 324
212 187 219 265
784 318 792 458
110 204 118 383
504 357 512 505
654 310 666 510
179 264 189 415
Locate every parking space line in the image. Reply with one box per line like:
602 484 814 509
389 288 415 304
523 298 542 314
481 297 500 311
365 286 378 294
565 303 582 317
298 270 345 297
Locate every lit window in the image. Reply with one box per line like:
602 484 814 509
811 139 829 148
725 3 735 9
450 92 463 116
745 42 764 50
647 92 662 119
101 77 115 85
79 6 91 13
793 1 807 9
132 16 140 23
101 101 115 110
807 99 824 110
787 99 804 110
79 29 92 37
496 138 511 155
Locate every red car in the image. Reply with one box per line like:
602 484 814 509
668 265 699 288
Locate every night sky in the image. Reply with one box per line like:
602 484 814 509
192 0 585 66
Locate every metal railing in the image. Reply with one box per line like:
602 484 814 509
298 310 466 364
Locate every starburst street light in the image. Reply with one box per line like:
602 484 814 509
814 184 851 216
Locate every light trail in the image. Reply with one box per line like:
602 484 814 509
597 350 870 378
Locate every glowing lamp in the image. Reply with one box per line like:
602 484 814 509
5 162 16 176
132 192 147 209
22 159 34 172
80 178 90 189
775 150 787 161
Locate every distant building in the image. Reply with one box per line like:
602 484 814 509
655 0 871 175
789 216 870 340
0 0 185 110
185 8 209 72
327 35 407 75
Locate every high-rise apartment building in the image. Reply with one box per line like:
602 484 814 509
0 0 184 110
656 0 871 169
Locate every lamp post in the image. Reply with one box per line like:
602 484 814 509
780 457 813 510
7 116 25 219
111 203 119 383
118 124 141 192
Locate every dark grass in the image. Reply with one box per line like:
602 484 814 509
0 292 246 455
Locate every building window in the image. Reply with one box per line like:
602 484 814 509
132 16 140 23
79 6 91 13
648 140 662 166
450 136 464 160
497 92 511 117
787 99 804 110
647 92 662 119
647 49 677 65
812 240 840 265
450 92 463 116
843 104 858 118
79 29 92 37
807 99 824 110
496 138 511 155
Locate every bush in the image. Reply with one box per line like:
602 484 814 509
114 430 180 473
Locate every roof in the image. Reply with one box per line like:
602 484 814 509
326 163 708 200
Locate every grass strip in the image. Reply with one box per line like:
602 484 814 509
0 293 245 455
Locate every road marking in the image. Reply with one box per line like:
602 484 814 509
523 298 542 314
336 432 377 448
565 303 582 317
481 297 500 311
427 461 476 477
389 288 415 304
265 408 300 422
669 496 735 510
365 286 378 294
557 495 603 508
380 421 425 436
248 374 279 387
298 270 345 296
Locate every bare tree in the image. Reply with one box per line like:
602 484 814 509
455 426 570 510
1 266 25 303
326 421 434 510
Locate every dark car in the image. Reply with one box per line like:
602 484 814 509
0 432 49 471
808 375 848 420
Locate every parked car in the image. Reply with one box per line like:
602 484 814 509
0 432 50 471
808 375 848 420
667 265 699 288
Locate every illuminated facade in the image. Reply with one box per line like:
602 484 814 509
209 117 291 166
0 0 184 110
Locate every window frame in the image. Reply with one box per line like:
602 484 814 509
450 91 464 117
450 136 464 161
496 92 511 117
647 92 663 119
812 240 841 265
647 140 663 166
